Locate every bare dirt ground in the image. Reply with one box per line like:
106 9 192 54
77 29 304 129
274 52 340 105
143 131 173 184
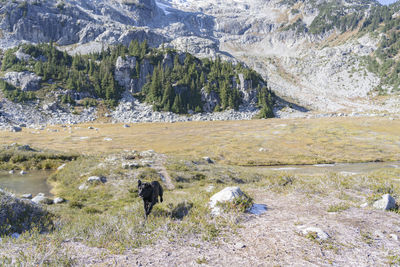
57 190 400 266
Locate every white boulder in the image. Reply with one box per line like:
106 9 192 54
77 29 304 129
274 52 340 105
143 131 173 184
209 186 245 215
373 194 397 211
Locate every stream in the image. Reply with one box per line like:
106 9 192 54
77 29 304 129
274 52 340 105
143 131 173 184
257 161 400 175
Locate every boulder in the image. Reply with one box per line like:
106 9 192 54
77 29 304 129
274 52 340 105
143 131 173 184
31 193 53 205
21 194 32 199
78 183 89 191
203 157 214 164
10 126 22 132
209 186 245 215
11 233 20 239
87 176 107 184
373 194 397 211
53 197 65 204
17 145 33 151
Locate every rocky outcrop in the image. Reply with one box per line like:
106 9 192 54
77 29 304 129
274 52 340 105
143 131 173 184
3 71 41 91
115 56 137 92
0 189 52 235
201 88 219 113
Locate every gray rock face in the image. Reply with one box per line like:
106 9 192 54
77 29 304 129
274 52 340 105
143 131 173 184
115 56 137 92
15 47 32 62
3 71 41 91
373 194 397 211
201 88 220 113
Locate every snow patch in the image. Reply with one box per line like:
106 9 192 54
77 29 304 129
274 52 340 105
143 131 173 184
248 204 267 215
156 0 173 15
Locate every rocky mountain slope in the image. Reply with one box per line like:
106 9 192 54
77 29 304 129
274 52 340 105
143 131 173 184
1 0 400 126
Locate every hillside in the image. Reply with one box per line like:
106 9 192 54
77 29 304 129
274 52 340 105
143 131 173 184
0 41 274 127
1 0 400 121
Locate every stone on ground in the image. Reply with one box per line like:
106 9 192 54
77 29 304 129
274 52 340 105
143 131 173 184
209 186 245 215
373 194 397 211
297 226 330 240
31 193 53 205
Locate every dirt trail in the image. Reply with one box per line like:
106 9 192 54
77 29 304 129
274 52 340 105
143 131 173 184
62 190 400 266
151 154 175 190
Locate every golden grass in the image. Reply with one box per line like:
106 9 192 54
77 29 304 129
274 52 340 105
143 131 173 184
1 117 399 165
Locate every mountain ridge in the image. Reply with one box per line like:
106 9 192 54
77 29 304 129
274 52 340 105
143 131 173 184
1 0 400 125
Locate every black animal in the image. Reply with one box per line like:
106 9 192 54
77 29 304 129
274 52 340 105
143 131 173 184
138 180 163 218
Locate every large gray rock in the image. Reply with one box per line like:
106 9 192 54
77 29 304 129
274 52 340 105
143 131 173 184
87 176 107 184
373 194 397 211
21 194 32 199
209 186 245 215
3 71 42 91
10 126 22 132
31 193 53 205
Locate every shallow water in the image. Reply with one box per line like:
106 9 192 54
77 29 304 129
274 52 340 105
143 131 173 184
0 170 52 196
262 161 400 175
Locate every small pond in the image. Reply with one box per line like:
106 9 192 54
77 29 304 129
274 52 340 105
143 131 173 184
0 170 53 196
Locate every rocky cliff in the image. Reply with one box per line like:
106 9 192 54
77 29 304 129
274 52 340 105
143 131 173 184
1 0 400 119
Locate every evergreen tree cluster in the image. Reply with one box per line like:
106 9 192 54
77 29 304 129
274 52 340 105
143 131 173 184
308 2 366 35
360 2 400 92
0 79 35 103
1 42 123 106
0 41 275 118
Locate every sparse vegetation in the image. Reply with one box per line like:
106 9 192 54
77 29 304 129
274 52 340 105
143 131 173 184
327 202 350 212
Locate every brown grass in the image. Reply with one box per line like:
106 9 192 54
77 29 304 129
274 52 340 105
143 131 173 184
1 117 399 165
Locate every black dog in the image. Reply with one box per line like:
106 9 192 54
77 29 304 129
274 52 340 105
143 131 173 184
138 180 163 218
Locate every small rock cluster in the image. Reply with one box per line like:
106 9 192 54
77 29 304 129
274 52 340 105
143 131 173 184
79 176 107 191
